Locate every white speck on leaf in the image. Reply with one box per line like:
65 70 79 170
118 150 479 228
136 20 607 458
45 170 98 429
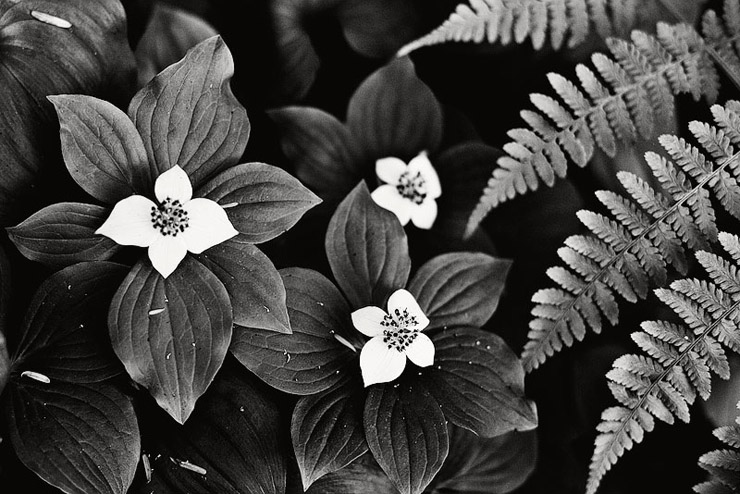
21 371 50 383
142 454 152 483
149 308 165 316
170 457 207 475
31 10 72 28
220 202 239 209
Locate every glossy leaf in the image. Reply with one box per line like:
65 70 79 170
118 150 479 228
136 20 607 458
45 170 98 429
364 380 449 494
49 95 153 203
7 202 121 268
231 268 356 395
338 0 420 58
292 375 368 489
198 162 321 243
129 35 250 188
305 454 398 494
422 328 538 437
326 182 410 309
108 257 233 423
408 253 511 331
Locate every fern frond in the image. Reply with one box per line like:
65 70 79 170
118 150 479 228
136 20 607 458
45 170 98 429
694 402 740 493
468 1 740 234
521 99 740 373
586 234 740 494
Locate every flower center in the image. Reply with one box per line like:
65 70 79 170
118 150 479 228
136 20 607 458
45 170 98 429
380 307 422 352
151 197 190 236
396 171 427 205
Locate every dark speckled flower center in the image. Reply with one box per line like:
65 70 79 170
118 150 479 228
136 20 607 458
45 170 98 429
396 171 427 205
380 307 421 352
151 197 189 236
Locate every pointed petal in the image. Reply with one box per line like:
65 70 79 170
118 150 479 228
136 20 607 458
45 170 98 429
375 157 407 185
182 198 239 254
351 306 388 337
155 165 193 203
360 337 407 386
408 152 441 199
147 235 187 278
96 195 158 247
387 289 429 330
410 199 438 230
405 333 435 368
370 185 412 226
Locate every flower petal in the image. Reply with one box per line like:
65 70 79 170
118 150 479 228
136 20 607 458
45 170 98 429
410 199 438 230
360 336 407 386
351 306 388 337
148 235 187 278
387 289 429 331
408 152 441 199
155 165 193 203
181 198 239 254
96 195 158 247
405 333 435 368
371 184 412 226
375 156 407 185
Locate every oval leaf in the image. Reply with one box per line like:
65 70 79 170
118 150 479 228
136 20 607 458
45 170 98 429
231 267 356 395
338 0 420 57
292 375 368 489
326 181 410 309
108 257 233 424
421 328 538 437
408 253 511 331
364 380 449 494
7 202 122 268
198 162 321 243
128 35 250 188
48 95 154 203
305 454 399 494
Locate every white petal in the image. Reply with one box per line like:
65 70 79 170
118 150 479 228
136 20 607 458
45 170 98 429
360 337 407 386
408 151 441 199
387 289 430 331
405 333 435 368
155 165 192 203
148 235 188 278
96 195 159 247
410 199 438 230
181 198 239 254
351 306 388 337
371 185 412 226
375 156 407 185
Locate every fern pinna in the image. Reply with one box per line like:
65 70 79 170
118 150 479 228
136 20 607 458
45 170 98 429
521 98 740 373
587 232 740 493
694 401 740 493
465 0 740 235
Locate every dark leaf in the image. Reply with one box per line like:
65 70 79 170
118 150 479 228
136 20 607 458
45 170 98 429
48 95 153 203
305 454 398 494
408 253 511 331
108 257 233 424
7 202 121 268
292 375 368 489
326 182 410 309
134 3 218 88
198 162 321 243
421 328 537 437
231 268 356 395
198 237 290 333
128 35 250 188
364 380 448 494
338 0 420 57
269 106 363 201
0 333 7 398
0 244 10 396
346 57 442 162
131 369 286 494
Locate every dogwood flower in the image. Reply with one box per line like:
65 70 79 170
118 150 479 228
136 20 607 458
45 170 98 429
371 151 441 229
351 288 434 386
96 165 238 278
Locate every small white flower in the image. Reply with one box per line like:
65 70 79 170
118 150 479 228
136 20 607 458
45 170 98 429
371 151 441 229
96 165 238 278
351 289 434 387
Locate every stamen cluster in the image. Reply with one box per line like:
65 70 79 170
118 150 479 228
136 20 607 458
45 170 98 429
396 171 427 204
151 197 190 236
380 307 421 351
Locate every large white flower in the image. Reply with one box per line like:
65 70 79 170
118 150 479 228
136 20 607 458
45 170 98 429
96 165 238 278
351 289 434 387
371 151 441 229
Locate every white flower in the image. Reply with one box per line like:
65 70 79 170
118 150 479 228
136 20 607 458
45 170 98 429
371 151 441 229
96 165 238 278
351 289 434 387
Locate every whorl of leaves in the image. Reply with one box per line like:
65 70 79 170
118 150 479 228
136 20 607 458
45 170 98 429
522 99 740 372
586 232 740 494
467 0 740 235
694 402 740 493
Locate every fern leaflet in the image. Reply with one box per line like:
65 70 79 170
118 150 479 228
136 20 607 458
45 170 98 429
694 402 740 493
522 99 740 372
